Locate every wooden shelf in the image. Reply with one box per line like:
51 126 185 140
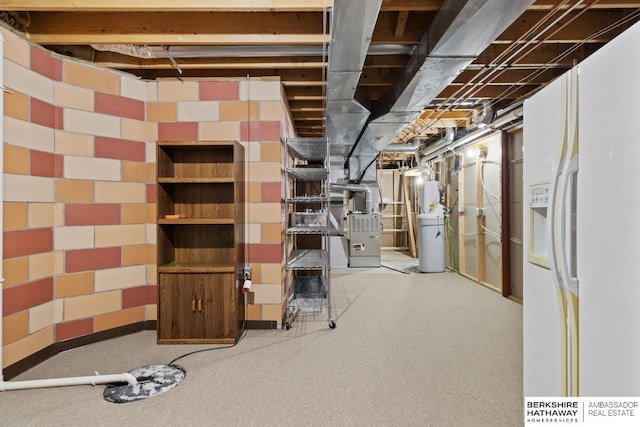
158 177 235 184
158 218 235 225
157 140 244 344
159 262 235 273
158 141 236 147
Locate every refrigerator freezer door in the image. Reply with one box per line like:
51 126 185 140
523 75 567 397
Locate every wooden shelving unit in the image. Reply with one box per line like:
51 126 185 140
156 141 245 344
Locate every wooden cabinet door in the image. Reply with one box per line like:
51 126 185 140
158 273 236 343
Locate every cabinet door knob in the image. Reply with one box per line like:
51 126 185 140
198 299 203 313
192 299 196 312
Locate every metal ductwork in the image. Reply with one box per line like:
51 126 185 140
325 0 382 182
330 183 374 213
422 105 524 161
382 127 455 154
346 0 536 181
90 44 412 60
381 138 424 153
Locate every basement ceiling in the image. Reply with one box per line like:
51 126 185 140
1 0 639 163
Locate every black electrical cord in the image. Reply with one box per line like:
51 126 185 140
166 329 248 367
354 152 381 184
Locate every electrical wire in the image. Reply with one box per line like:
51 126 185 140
510 237 523 245
480 166 501 202
411 0 582 130
480 7 640 112
480 160 501 202
395 3 640 146
481 224 502 241
421 1 640 135
445 215 457 270
167 329 248 367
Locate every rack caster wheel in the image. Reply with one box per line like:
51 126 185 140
328 321 336 329
285 321 291 330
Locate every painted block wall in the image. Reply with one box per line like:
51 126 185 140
2 27 295 369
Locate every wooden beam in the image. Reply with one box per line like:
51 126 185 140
27 12 328 45
443 159 453 269
289 100 326 110
129 68 324 82
0 0 334 11
95 55 327 70
284 86 325 99
291 113 325 121
500 131 511 298
454 68 566 85
289 107 325 113
381 0 442 12
436 84 539 100
401 174 417 259
496 10 640 44
457 163 466 275
476 145 485 284
371 11 430 44
528 0 640 10
475 43 604 67
394 11 410 39
295 125 325 131
282 81 325 87
419 109 473 120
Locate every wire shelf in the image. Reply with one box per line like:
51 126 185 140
285 137 328 160
288 276 327 313
286 249 329 270
285 167 328 181
286 196 329 203
286 226 329 235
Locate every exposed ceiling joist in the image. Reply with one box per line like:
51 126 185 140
529 0 640 10
27 12 329 45
0 0 334 12
2 0 638 168
95 56 327 70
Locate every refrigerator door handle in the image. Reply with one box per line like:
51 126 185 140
547 160 565 291
559 157 579 397
548 73 570 293
561 67 580 297
559 156 579 295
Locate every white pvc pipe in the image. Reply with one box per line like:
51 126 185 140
0 373 138 392
0 32 137 393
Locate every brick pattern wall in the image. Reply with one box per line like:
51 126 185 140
2 28 295 368
1 29 156 368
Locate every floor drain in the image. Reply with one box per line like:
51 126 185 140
103 364 185 404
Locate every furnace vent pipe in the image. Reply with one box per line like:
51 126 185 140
330 183 374 213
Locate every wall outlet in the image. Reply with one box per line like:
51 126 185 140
476 207 484 217
242 264 252 280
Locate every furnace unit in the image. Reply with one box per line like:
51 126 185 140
348 213 382 267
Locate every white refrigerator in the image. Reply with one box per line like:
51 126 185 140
523 21 640 397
